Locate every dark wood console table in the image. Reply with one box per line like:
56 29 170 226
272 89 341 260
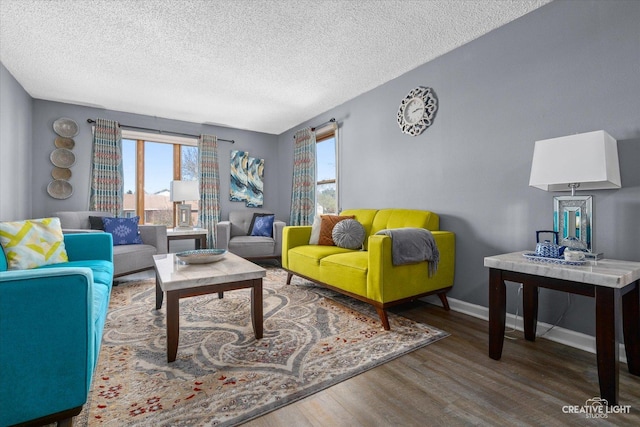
484 251 640 405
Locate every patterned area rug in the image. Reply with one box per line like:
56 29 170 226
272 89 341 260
77 268 448 426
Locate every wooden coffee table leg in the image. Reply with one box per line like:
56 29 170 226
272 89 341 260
251 278 263 339
166 290 180 362
155 276 164 309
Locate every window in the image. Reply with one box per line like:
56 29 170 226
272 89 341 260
122 139 137 218
181 145 199 180
122 131 198 227
315 124 338 214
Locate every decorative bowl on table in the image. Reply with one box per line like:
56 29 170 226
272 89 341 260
175 249 227 264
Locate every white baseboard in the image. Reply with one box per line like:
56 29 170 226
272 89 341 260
422 295 628 364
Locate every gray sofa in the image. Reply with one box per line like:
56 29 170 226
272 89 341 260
54 211 167 277
216 209 285 260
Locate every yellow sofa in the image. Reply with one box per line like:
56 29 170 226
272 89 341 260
282 208 455 329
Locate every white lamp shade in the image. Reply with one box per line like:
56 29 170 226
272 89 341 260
529 130 621 192
170 180 199 201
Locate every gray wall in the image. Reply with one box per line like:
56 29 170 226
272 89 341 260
0 63 33 221
30 100 280 221
276 0 640 336
1 0 639 338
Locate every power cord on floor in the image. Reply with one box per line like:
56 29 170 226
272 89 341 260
503 285 572 340
537 293 572 338
504 284 523 340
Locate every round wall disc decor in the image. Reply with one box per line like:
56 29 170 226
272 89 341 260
54 136 75 149
53 117 79 138
52 167 72 180
47 180 73 199
397 86 438 136
50 148 76 168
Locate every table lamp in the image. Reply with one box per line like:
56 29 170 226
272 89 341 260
170 180 199 229
529 130 621 252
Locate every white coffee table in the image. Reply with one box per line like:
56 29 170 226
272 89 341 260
153 252 266 362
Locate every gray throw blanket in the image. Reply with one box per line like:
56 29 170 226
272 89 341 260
375 227 439 276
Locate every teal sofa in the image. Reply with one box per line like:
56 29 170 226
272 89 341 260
0 233 114 427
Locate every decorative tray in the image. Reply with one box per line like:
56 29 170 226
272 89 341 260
522 252 587 266
47 179 73 199
54 136 75 149
52 167 72 180
175 249 227 264
50 148 76 168
53 117 79 138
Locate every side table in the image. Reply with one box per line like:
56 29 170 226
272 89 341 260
484 251 640 405
167 228 207 250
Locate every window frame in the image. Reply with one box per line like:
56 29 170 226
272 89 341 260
121 130 198 227
314 122 339 214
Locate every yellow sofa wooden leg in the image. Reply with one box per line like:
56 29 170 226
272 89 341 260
375 307 391 330
438 292 451 311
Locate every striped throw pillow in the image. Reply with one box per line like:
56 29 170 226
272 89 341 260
0 217 68 270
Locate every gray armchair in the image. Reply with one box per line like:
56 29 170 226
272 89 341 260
53 211 167 278
216 209 285 261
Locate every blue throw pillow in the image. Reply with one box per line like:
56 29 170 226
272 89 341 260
102 216 143 246
249 214 275 237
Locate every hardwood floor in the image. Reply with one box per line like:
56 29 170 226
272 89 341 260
244 300 640 427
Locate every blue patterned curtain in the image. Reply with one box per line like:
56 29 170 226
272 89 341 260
89 118 123 216
198 134 221 247
290 127 316 226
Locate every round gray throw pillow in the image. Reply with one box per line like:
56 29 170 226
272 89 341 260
332 219 366 249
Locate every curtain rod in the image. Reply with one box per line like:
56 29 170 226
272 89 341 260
293 118 337 139
86 119 234 144
312 117 336 132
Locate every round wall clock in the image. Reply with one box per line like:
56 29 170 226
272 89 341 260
397 86 438 136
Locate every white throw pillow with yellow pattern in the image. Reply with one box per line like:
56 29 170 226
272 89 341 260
0 217 69 270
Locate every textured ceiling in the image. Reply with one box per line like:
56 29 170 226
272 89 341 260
0 0 551 134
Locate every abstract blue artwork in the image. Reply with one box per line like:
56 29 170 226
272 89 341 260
230 150 248 201
246 157 264 207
